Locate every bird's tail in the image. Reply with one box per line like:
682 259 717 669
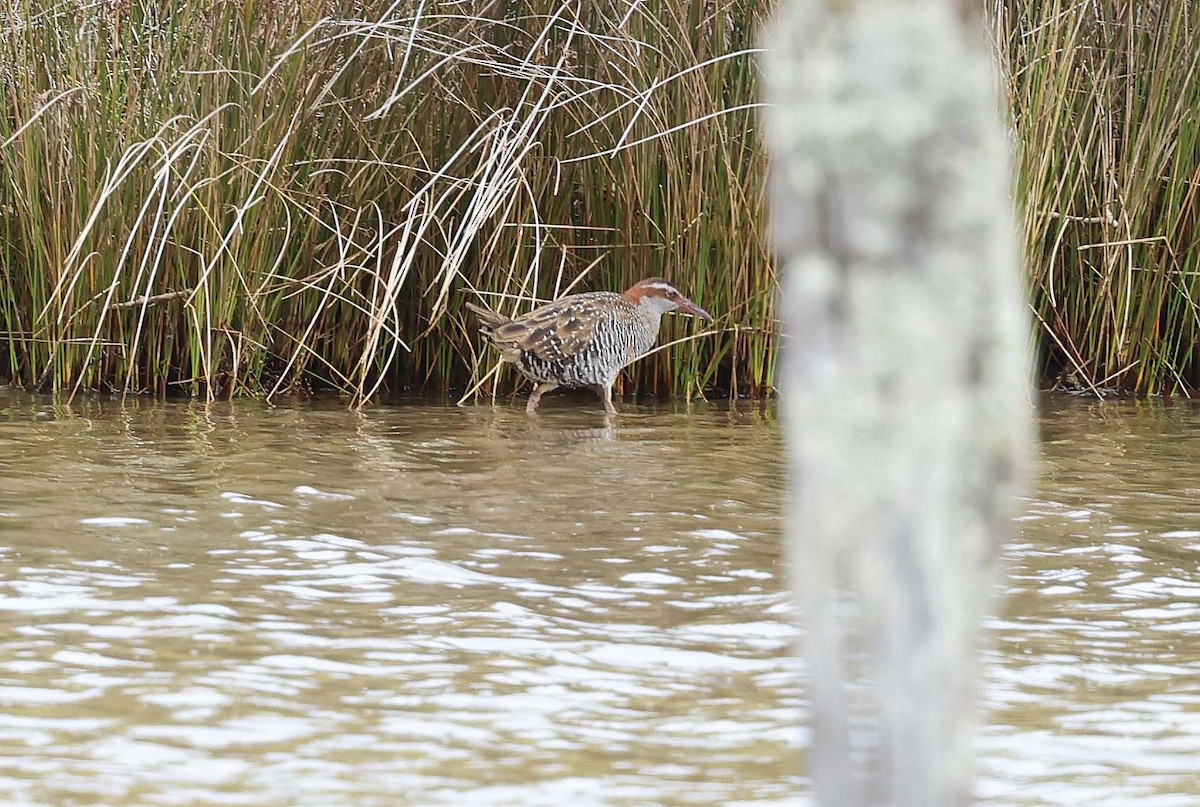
464 301 509 337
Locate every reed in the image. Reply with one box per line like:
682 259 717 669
0 0 772 403
999 0 1200 395
4 1 1199 402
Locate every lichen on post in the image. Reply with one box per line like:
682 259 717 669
762 1 1034 805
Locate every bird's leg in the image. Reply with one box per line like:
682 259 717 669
601 383 619 416
526 381 559 415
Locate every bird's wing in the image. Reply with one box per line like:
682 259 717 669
487 292 618 362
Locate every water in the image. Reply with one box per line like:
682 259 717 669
981 398 1200 806
1 390 1198 805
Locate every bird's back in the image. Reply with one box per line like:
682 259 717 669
471 291 657 386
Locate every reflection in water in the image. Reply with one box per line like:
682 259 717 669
1 391 1199 804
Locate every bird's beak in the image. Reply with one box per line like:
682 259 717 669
677 297 713 322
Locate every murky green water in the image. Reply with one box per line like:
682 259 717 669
1 390 1198 805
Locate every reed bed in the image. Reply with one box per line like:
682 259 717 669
1 0 771 402
4 0 1200 401
999 0 1200 395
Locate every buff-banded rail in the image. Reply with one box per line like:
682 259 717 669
466 278 713 415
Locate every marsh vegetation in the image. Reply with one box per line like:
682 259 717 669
1 1 1197 400
1 0 769 402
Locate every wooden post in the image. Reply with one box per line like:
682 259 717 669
763 1 1034 805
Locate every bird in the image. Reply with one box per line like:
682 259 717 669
466 278 713 415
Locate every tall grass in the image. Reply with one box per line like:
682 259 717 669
999 0 1200 395
0 0 772 403
6 1 1199 402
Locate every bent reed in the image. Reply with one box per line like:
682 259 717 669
1 1 1198 401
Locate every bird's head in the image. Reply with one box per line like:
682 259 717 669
622 278 713 322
